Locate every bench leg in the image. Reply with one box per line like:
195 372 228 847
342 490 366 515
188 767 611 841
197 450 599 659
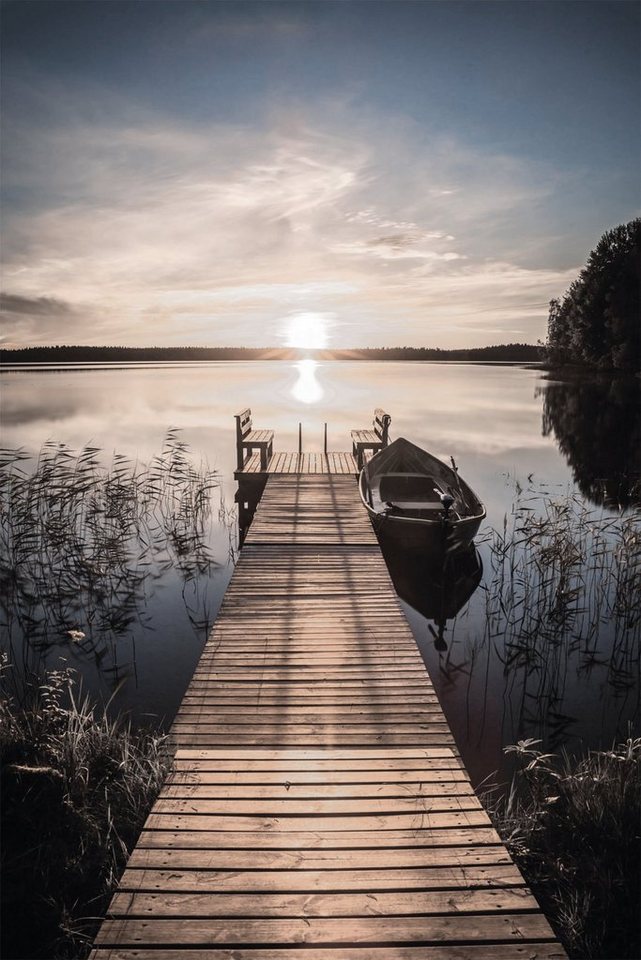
260 446 269 471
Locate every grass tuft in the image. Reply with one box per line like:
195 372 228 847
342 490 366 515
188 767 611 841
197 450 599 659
0 655 171 959
487 737 641 959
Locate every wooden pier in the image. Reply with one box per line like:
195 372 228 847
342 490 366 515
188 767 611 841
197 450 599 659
91 437 566 958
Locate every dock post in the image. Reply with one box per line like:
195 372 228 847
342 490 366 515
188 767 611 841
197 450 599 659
323 422 328 455
298 422 302 457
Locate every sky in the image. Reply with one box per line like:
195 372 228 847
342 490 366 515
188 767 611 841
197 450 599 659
1 0 639 349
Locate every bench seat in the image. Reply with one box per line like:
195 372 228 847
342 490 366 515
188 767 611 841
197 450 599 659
351 429 380 445
245 429 274 446
351 409 391 469
235 408 274 471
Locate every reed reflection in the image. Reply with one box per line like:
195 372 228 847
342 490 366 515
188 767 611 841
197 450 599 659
0 432 224 692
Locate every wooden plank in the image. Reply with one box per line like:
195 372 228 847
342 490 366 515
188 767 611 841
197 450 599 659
174 747 462 759
151 795 482 815
92 946 567 960
176 698 440 708
178 696 441 707
107 887 541 918
169 740 459 749
158 782 474 800
193 655 426 666
171 757 464 772
189 670 435 681
135 826 502 848
173 712 449 724
169 723 451 735
162 768 467 783
117 863 528 893
94 913 558 946
130 828 496 852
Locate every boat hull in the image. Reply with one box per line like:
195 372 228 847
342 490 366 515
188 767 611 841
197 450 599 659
358 437 486 555
366 499 484 554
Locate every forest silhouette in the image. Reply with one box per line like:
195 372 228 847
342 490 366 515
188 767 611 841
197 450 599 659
1 343 542 364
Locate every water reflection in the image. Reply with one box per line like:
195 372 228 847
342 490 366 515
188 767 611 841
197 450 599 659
236 474 268 547
291 359 324 404
538 374 641 508
0 434 228 713
2 361 639 785
383 540 483 651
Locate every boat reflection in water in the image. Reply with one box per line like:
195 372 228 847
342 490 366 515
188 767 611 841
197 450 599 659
379 530 483 652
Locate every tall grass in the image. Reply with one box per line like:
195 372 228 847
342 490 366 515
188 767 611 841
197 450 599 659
0 430 221 684
488 737 640 959
0 655 171 959
477 485 641 742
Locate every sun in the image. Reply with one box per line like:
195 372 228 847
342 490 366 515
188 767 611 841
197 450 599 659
284 311 330 350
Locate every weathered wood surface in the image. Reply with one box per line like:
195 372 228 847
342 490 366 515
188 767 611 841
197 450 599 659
236 451 359 475
91 475 565 959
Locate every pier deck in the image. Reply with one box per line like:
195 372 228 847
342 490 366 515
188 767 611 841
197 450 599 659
91 472 565 959
235 451 359 476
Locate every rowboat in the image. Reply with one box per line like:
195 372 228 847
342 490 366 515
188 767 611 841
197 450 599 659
358 436 486 553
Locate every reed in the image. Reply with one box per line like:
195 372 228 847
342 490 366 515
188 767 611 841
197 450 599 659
487 737 641 959
0 430 221 684
0 655 171 959
476 484 641 741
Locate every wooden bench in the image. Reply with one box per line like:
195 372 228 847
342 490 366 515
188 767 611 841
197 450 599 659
351 408 391 469
235 408 274 471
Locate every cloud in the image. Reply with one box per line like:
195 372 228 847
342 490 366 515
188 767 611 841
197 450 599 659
1 293 72 317
1 98 580 348
0 291 132 347
1 292 81 345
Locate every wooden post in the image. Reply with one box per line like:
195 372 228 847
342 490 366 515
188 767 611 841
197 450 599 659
298 422 302 456
323 422 328 455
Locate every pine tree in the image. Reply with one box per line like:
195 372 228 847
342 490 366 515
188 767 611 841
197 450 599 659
546 219 640 371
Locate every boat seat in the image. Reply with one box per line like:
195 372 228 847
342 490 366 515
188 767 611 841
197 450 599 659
385 500 445 511
379 473 442 503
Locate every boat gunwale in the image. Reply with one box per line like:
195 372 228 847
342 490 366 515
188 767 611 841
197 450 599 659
358 439 486 529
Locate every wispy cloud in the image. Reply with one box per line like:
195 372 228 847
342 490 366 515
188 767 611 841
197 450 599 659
2 99 580 348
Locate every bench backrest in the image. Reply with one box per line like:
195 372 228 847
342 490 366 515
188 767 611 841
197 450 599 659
235 408 252 441
373 408 391 445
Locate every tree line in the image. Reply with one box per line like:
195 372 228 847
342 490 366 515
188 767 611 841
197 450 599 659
546 218 639 371
0 343 542 364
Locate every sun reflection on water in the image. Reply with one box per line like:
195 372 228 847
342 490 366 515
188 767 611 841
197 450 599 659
292 359 323 404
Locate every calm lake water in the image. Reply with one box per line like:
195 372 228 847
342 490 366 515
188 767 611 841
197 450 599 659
1 360 639 787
